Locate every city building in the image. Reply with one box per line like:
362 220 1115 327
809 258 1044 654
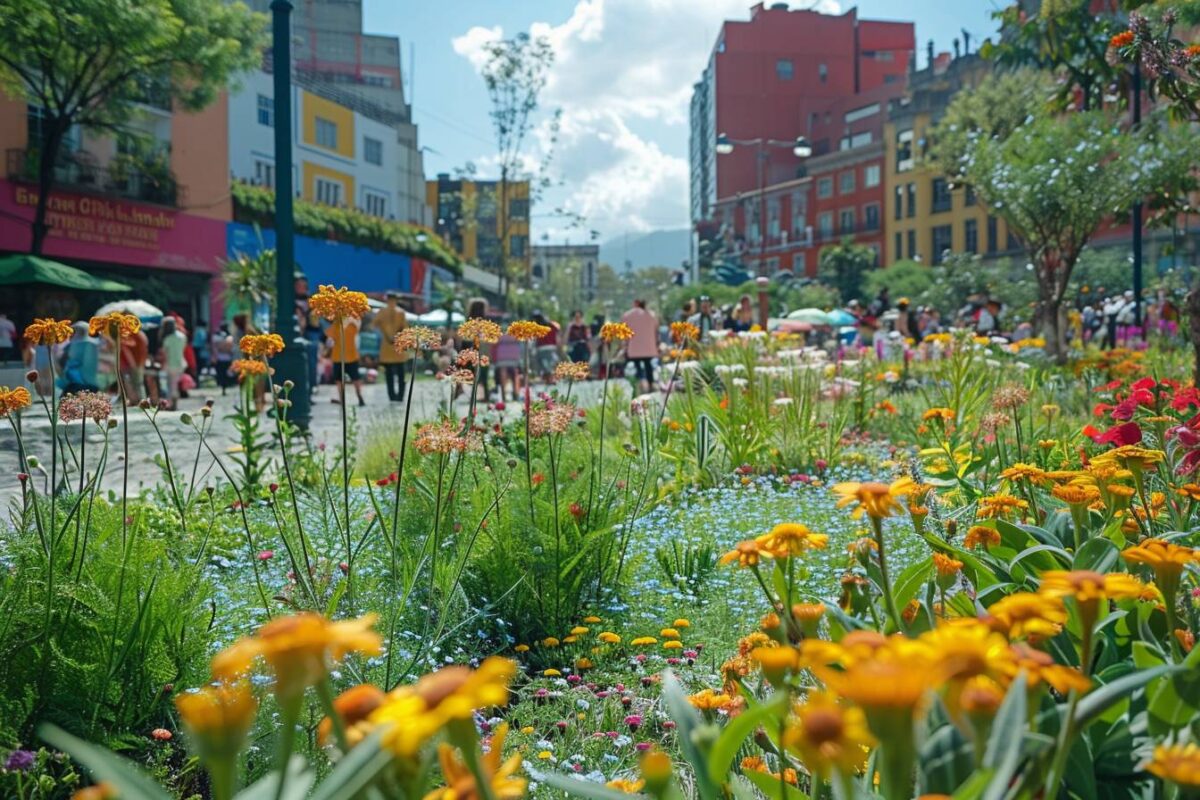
247 0 430 224
689 2 914 228
531 244 600 305
883 52 1018 267
228 71 411 220
0 91 231 326
426 174 531 276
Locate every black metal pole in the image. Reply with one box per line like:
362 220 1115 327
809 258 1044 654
270 0 311 428
1132 61 1144 331
758 142 767 277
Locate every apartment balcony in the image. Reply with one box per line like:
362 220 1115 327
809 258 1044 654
7 148 180 207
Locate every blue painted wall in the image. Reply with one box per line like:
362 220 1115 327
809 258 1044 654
227 223 412 294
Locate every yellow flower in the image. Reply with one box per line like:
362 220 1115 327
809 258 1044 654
71 784 118 800
210 612 382 698
24 318 73 346
832 478 915 520
394 325 443 354
570 626 590 635
424 723 526 800
932 552 963 577
660 628 680 639
542 637 560 647
1178 483 1200 502
673 618 690 628
607 778 646 794
583 615 603 624
752 646 801 683
239 333 285 357
783 692 875 779
1121 539 1199 582
1038 439 1058 450
508 320 551 342
1090 445 1165 471
812 637 934 713
792 603 826 622
1008 643 1091 694
1145 742 1200 790
1052 483 1101 507
554 360 592 381
520 726 535 734
575 657 594 670
1039 570 1146 604
0 386 32 417
755 522 829 557
986 592 1067 641
670 321 701 344
89 312 141 338
458 318 503 345
231 358 269 379
543 668 562 677
663 640 683 649
1000 463 1047 484
976 492 1029 519
514 644 530 653
630 636 658 646
316 683 386 747
719 539 770 568
600 322 634 342
309 285 370 320
175 682 258 759
598 632 621 644
372 657 516 757
688 688 740 711
921 407 955 422
964 525 1001 550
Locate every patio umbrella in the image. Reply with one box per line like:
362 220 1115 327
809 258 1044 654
772 319 814 334
786 307 832 325
827 309 858 326
416 308 465 325
94 299 164 321
0 254 131 291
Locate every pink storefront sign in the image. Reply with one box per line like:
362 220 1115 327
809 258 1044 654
0 180 225 275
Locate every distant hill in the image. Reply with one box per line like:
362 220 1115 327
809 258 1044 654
600 229 691 273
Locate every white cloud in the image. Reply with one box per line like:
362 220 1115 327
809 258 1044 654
451 0 842 240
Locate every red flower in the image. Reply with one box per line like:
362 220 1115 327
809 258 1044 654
1170 413 1200 474
1110 30 1135 48
1095 422 1143 447
569 502 585 519
531 473 545 486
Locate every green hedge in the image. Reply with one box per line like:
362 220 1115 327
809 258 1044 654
231 182 463 274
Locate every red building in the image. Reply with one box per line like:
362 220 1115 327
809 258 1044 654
690 3 914 228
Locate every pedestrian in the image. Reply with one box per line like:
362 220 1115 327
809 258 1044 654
296 274 323 396
895 298 917 340
870 287 891 317
1101 295 1122 350
687 295 720 339
158 317 186 410
621 299 659 394
590 313 608 378
0 312 18 363
191 320 209 379
492 329 521 403
59 322 99 394
327 315 365 406
566 309 591 368
532 310 561 381
373 290 410 402
1115 290 1138 345
732 294 755 331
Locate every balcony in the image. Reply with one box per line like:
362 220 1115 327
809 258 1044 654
7 148 180 207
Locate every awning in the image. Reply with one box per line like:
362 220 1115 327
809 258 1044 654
0 254 133 291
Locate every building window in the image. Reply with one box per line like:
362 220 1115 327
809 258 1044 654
315 117 338 149
817 177 833 199
931 178 952 213
767 197 781 239
905 183 916 218
932 224 953 265
254 159 275 188
510 235 528 259
818 63 828 83
965 184 977 206
894 232 902 262
257 94 274 127
863 203 880 231
315 176 343 206
907 229 917 259
776 59 794 80
791 190 807 237
509 198 530 220
839 208 855 235
1007 231 1020 251
817 212 834 239
893 186 903 220
839 170 855 194
364 191 388 217
896 129 914 172
363 136 383 165
863 164 881 188
964 219 979 254
986 215 998 254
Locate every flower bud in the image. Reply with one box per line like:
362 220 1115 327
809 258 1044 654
107 418 119 430
26 456 39 469
25 370 38 382
138 399 151 410
201 406 212 417
283 380 295 391
180 413 193 425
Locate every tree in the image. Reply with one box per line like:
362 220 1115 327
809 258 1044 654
478 33 560 305
817 239 877 304
945 104 1198 361
863 260 934 304
0 0 267 254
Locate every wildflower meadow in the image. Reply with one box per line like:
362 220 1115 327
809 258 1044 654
2 289 1200 800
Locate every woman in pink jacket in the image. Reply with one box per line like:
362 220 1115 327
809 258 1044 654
620 299 659 393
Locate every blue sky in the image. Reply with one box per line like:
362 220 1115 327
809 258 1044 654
370 1 1006 242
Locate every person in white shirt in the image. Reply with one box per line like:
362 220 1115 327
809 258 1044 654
0 312 16 362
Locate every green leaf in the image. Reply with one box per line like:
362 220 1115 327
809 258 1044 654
235 756 313 800
981 673 1027 800
661 671 723 800
893 558 935 611
1074 664 1180 730
707 692 788 788
39 725 172 800
950 770 994 800
541 772 654 800
1063 735 1098 800
1071 538 1118 574
307 730 396 800
741 767 810 800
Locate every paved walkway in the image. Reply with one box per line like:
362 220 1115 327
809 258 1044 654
0 375 606 504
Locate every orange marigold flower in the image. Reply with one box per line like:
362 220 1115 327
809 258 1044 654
317 683 386 747
932 552 963 577
309 285 370 320
832 477 915 519
24 317 73 346
1052 483 1102 507
1039 570 1145 605
985 592 1067 641
964 525 1001 550
1000 463 1047 484
1186 44 1200 59
720 539 769 568
508 320 551 341
0 386 33 417
239 333 285 358
1109 30 1135 49
1144 742 1200 790
231 358 269 379
755 522 829 557
670 320 701 344
921 407 955 422
89 312 141 339
599 322 634 342
976 492 1029 519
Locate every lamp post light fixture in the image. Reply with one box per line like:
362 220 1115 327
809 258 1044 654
715 133 812 277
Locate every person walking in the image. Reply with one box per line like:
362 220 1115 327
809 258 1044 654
212 323 235 394
687 295 720 339
621 299 659 394
159 317 187 409
532 311 561 381
0 312 18 363
464 298 492 400
373 291 410 402
328 315 365 406
492 330 521 402
566 309 591 368
59 322 99 394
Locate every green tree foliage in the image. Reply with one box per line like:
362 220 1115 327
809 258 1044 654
0 0 267 253
817 239 877 304
863 260 934 304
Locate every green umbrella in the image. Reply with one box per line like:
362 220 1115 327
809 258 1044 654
786 307 832 326
0 254 132 291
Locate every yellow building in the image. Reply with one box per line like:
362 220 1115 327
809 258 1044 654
425 174 531 274
884 54 1016 268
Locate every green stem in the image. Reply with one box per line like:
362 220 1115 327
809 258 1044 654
273 699 301 800
315 677 350 752
871 517 903 632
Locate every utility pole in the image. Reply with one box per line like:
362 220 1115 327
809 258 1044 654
270 0 311 428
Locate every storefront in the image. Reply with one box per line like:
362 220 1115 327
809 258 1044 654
0 179 227 328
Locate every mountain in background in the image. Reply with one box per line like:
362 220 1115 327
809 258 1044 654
599 229 691 273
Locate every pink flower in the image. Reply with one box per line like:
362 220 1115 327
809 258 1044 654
257 550 274 561
624 714 642 731
635 742 653 752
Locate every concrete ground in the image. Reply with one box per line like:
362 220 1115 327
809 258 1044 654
1 374 606 505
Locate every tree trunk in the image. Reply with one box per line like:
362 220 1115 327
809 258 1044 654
30 122 67 255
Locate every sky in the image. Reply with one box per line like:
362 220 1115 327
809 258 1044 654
371 1 1007 244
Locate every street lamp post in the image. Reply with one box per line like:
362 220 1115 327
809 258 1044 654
270 0 311 428
716 134 812 279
